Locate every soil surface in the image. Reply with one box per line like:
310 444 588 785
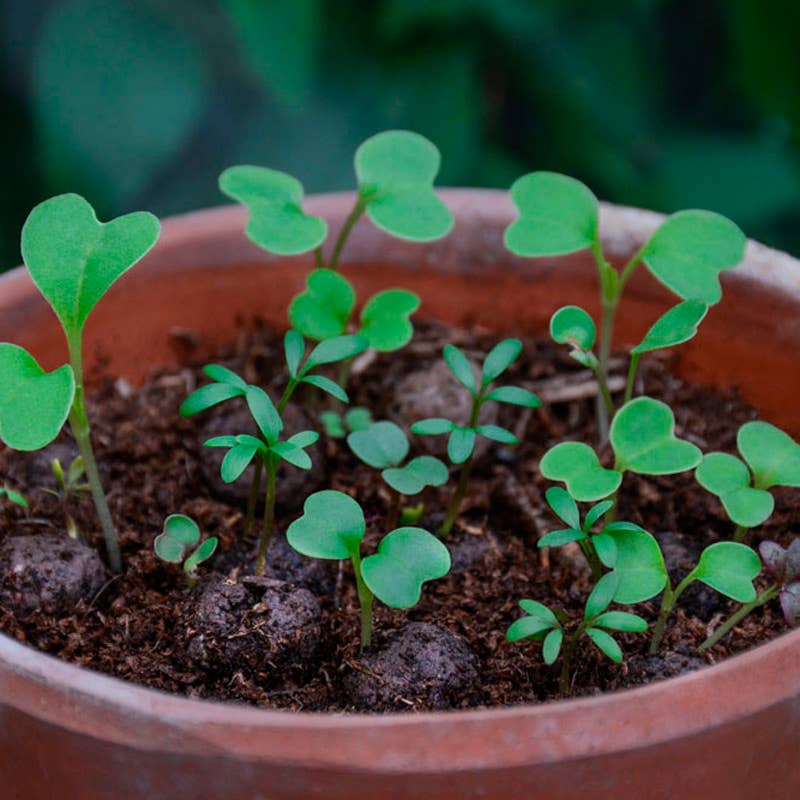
0 320 797 712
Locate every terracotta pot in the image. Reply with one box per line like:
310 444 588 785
1 190 799 800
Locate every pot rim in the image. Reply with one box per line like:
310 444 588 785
1 190 799 774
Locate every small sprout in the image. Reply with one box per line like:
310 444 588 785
347 421 448 528
399 501 426 525
507 575 647 695
550 305 596 354
0 485 28 509
320 407 373 439
700 539 800 651
411 339 540 536
287 490 450 649
696 421 800 540
43 456 90 540
154 514 217 587
20 194 161 571
540 442 622 502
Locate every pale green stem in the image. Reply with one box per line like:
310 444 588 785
254 456 278 577
624 352 641 405
327 195 368 271
649 572 695 654
67 333 120 571
558 619 589 695
314 246 324 270
733 524 749 543
351 550 374 651
578 539 603 582
699 584 779 652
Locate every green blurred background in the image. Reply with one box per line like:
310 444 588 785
2 0 800 271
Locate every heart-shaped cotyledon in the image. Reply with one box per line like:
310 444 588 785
540 441 622 502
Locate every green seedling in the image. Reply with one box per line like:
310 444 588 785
504 171 744 438
287 490 450 649
0 485 28 509
181 331 366 567
320 406 372 439
400 501 426 525
696 421 800 541
541 396 702 503
43 456 90 539
411 339 540 536
347 421 448 529
507 575 647 694
700 539 800 651
154 514 218 587
18 194 160 570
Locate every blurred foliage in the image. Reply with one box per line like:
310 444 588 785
2 0 800 271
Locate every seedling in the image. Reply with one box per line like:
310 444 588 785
505 171 744 438
220 131 454 380
43 456 90 539
411 339 540 536
507 575 647 694
320 407 372 439
18 194 160 570
154 514 217 587
700 539 800 651
347 420 448 529
181 330 366 562
0 485 27 509
287 490 450 649
696 421 800 541
541 396 702 503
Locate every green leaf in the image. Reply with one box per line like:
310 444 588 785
610 397 702 475
345 407 372 432
506 616 556 642
320 411 345 439
542 628 564 664
184 536 218 573
361 527 451 608
154 535 184 564
204 435 238 449
550 305 596 351
303 334 368 372
540 442 622 502
411 418 456 436
2 488 29 508
696 452 774 527
538 529 586 548
584 500 614 530
289 270 354 341
284 330 305 378
221 443 259 483
641 210 746 305
271 441 313 470
382 456 449 495
219 166 326 255
585 627 623 663
154 514 200 564
603 524 668 603
481 339 522 385
592 611 648 632
475 425 518 444
355 130 453 241
347 421 409 469
180 383 244 417
631 300 709 355
545 486 580 529
585 572 618 619
448 427 476 464
691 542 761 602
592 533 618 567
301 374 349 403
21 194 160 336
443 344 476 394
0 344 75 451
504 172 598 256
359 290 420 352
485 386 541 408
245 386 282 444
738 421 800 489
202 364 248 389
519 599 560 625
287 430 319 449
286 490 365 559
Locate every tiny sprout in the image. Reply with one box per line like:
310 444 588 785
320 406 373 439
347 421 448 528
20 194 161 571
696 421 800 541
700 539 800 651
287 490 450 649
43 456 90 539
154 514 217 587
0 485 28 509
411 339 540 536
507 575 647 695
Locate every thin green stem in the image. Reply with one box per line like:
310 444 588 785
624 352 641 405
386 489 401 532
351 551 374 651
579 539 603 582
596 301 616 442
733 524 749 543
699 584 779 652
558 620 589 695
255 457 277 577
278 378 298 414
314 246 324 270
327 195 368 271
243 458 263 539
589 362 615 419
67 333 120 571
649 572 695 654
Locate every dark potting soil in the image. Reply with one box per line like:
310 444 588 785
0 320 797 712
